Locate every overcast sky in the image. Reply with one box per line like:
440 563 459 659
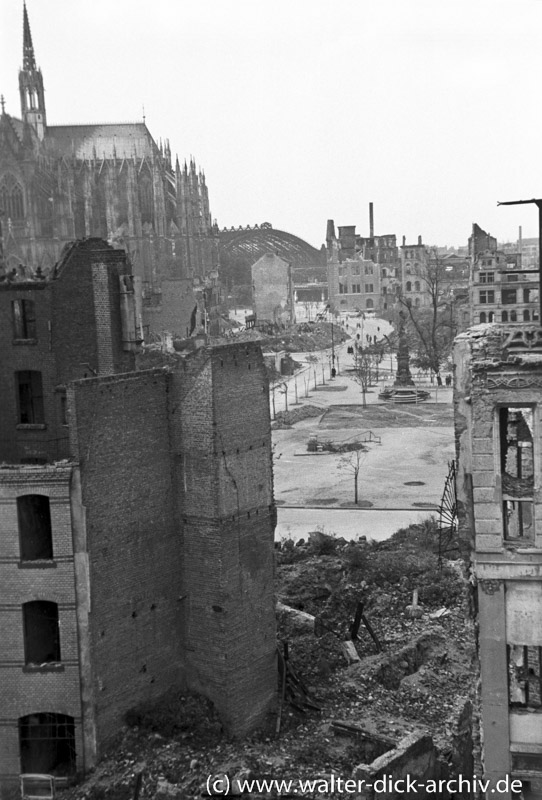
2 0 542 250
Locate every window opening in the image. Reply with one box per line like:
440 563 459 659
479 290 495 304
19 713 75 776
0 175 25 220
502 288 517 305
502 311 509 323
17 371 44 424
500 406 535 542
508 645 542 708
23 601 60 664
12 299 37 340
480 312 487 323
18 495 53 560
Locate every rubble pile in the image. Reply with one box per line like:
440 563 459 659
59 523 475 800
218 322 346 353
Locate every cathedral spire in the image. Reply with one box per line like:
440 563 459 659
19 2 47 139
23 3 36 71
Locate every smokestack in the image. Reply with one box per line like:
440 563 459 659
402 235 406 247
418 235 422 246
369 202 374 239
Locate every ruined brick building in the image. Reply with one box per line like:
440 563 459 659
325 214 396 315
0 238 276 797
469 224 540 328
454 325 542 795
0 5 219 339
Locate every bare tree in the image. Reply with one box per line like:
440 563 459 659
397 248 456 385
338 446 367 505
350 346 377 407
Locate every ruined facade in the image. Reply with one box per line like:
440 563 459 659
0 239 276 796
325 221 391 313
251 252 295 326
454 325 542 795
469 240 540 327
0 6 219 339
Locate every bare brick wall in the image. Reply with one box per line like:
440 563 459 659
69 369 184 754
0 284 60 463
175 342 276 735
52 240 135 384
0 239 135 465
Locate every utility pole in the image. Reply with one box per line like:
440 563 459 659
498 198 542 321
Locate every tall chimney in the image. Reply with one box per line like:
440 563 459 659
369 202 374 239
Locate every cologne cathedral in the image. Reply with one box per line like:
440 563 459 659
0 5 219 337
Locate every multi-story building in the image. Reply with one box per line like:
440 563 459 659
469 243 540 327
399 235 430 309
0 239 276 797
455 324 542 797
326 220 389 314
0 6 219 339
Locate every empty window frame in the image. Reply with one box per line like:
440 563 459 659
479 271 495 284
16 371 44 424
19 713 75 776
502 288 518 305
12 300 37 340
17 495 53 560
23 601 61 664
499 406 535 541
364 284 373 293
479 290 495 304
508 645 542 708
503 500 535 541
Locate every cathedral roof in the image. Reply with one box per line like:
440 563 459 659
44 122 159 159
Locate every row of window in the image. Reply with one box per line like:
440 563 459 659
479 288 536 305
338 284 374 294
479 310 539 324
405 281 421 292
